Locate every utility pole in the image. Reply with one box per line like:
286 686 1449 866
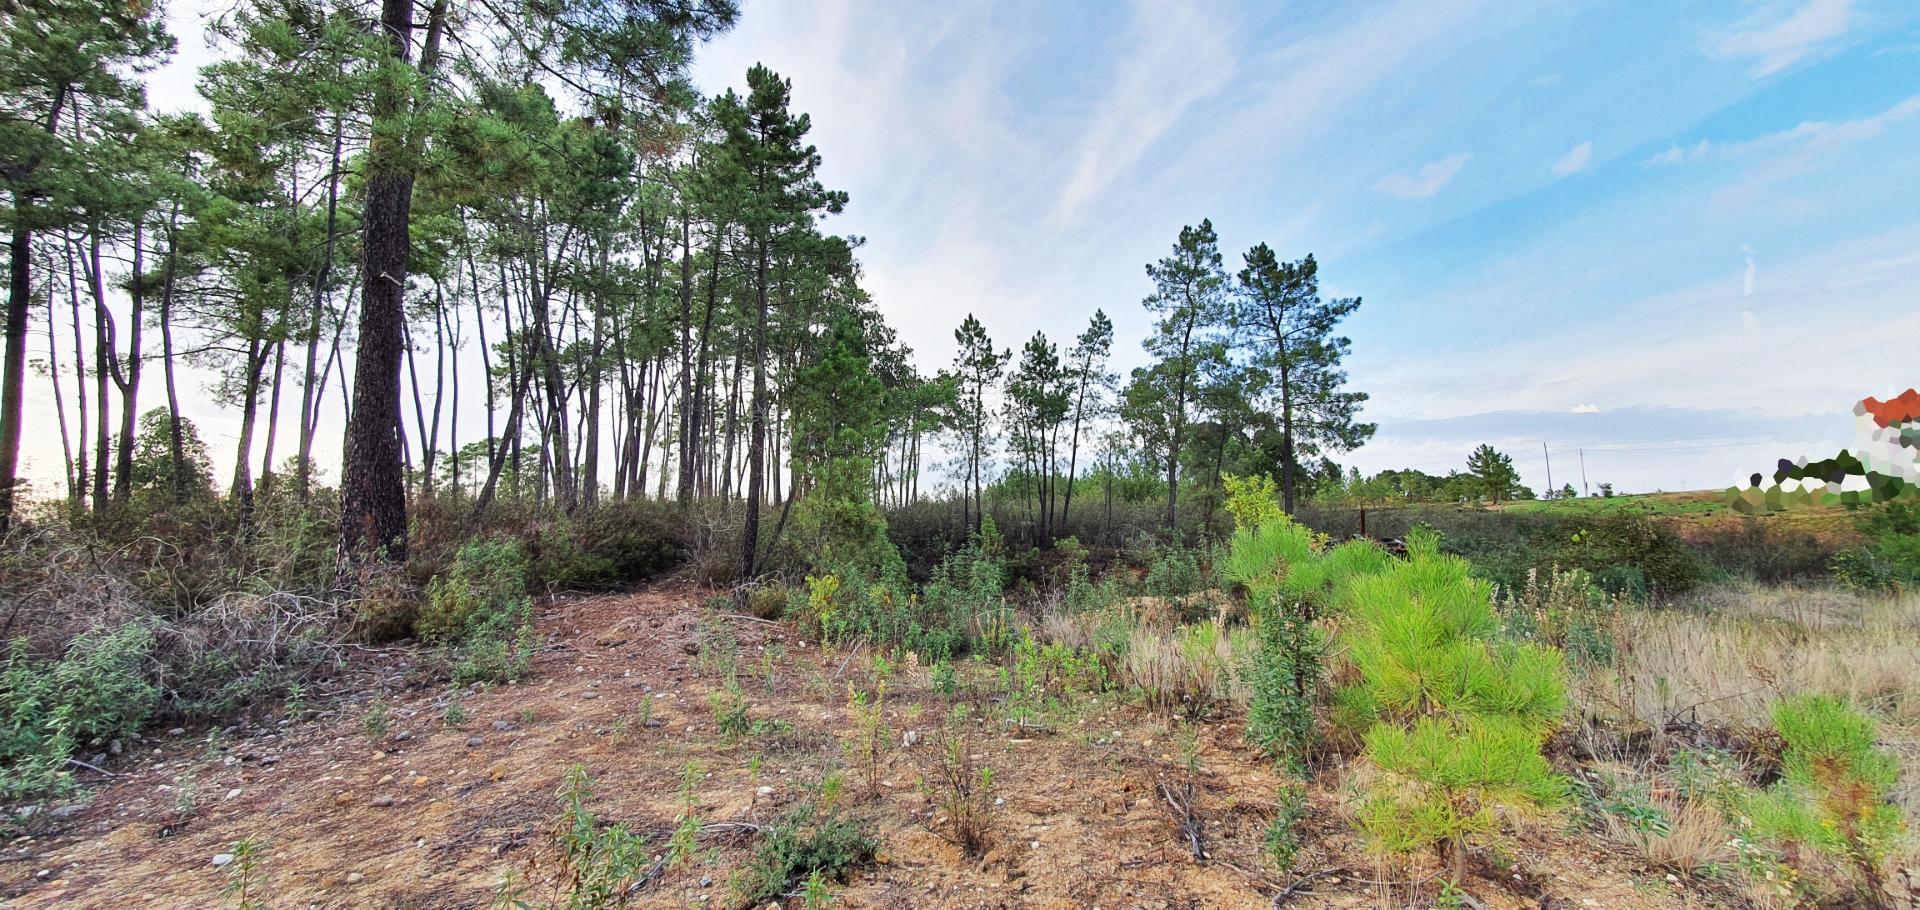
1579 448 1588 497
1542 442 1553 498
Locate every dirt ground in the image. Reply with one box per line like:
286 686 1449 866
1 587 1723 909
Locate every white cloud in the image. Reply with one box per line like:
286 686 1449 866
1551 140 1593 176
1647 139 1712 167
1711 0 1854 77
1647 95 1919 173
1570 404 1600 414
1375 152 1470 199
1051 1 1240 224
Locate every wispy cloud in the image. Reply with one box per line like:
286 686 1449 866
1647 139 1713 167
1570 403 1600 414
1052 1 1239 224
1552 140 1593 176
1648 95 1920 168
1376 152 1470 199
1711 0 1854 77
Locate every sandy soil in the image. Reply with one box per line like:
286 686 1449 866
0 586 1724 910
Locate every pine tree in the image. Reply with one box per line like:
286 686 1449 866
1234 246 1374 513
1466 443 1519 503
1061 310 1114 535
951 314 1008 535
714 63 845 581
0 0 171 529
1137 219 1228 531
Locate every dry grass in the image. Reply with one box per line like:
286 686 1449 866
1123 620 1253 715
1573 580 1920 874
1578 580 1920 729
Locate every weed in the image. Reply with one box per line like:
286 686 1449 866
1263 783 1310 874
442 692 468 728
919 708 996 857
696 613 740 683
709 685 751 740
490 765 651 909
845 682 889 797
361 697 392 742
929 659 958 696
221 836 267 910
0 622 158 798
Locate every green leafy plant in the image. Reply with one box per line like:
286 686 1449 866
0 622 158 798
709 685 751 741
221 836 268 910
361 696 392 742
1741 695 1905 908
1264 782 1310 874
1221 509 1387 769
731 789 877 906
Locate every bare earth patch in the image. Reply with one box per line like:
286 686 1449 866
2 586 1720 910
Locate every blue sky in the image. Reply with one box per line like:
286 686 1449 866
686 0 1920 493
24 0 1915 498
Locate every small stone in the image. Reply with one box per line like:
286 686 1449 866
466 736 484 748
756 785 774 796
581 691 599 700
393 731 413 742
211 854 234 868
334 792 353 805
224 788 241 800
901 730 919 748
168 728 186 737
371 795 395 808
491 720 515 732
411 775 430 789
347 872 364 884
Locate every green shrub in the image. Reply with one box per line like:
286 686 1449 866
732 796 877 905
452 622 540 686
1 622 158 798
1222 511 1389 769
1831 500 1920 592
1342 540 1570 883
1742 695 1905 907
421 538 530 644
423 539 540 685
1498 566 1620 672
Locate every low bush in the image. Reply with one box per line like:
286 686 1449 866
1 622 158 798
420 538 530 644
1831 500 1920 593
733 795 877 906
424 539 540 686
917 710 996 857
1344 533 1570 884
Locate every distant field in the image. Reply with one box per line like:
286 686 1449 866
1500 489 1861 540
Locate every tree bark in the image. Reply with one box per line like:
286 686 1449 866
340 0 446 562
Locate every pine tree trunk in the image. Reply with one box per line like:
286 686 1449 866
741 240 770 580
340 0 444 562
0 224 29 530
